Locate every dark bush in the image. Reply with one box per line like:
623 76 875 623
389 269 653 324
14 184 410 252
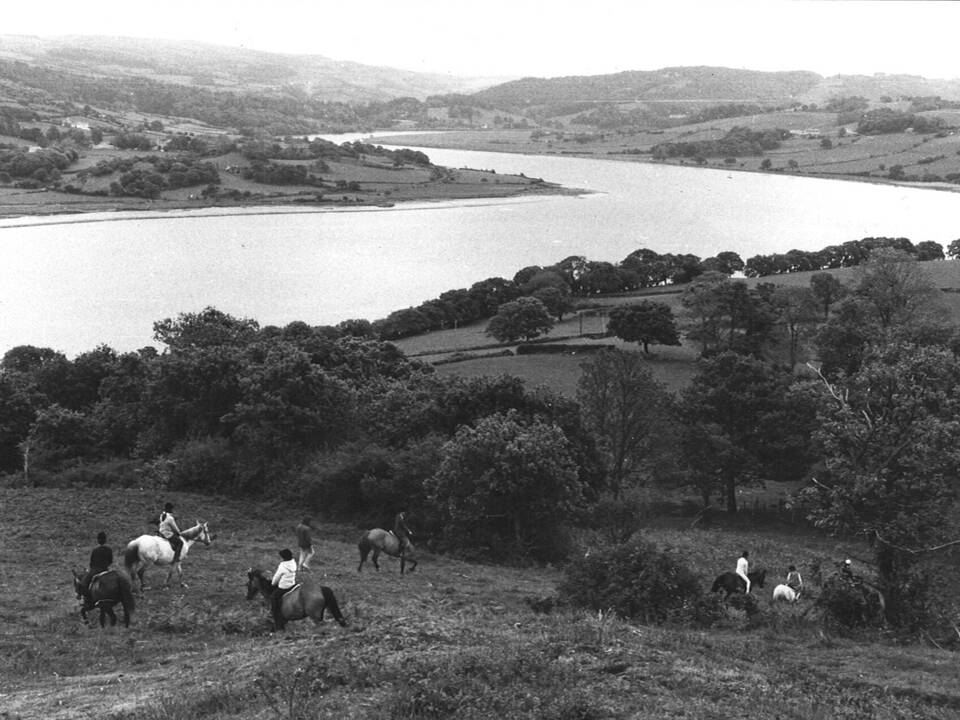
559 537 704 623
817 575 886 630
167 438 237 493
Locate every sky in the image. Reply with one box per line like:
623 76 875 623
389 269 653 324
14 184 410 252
3 1 960 80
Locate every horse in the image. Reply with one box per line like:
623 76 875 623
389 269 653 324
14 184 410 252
72 569 135 627
711 569 767 597
123 521 212 591
245 567 347 630
772 583 800 603
357 528 418 574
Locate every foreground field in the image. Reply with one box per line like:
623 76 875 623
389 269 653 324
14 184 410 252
2 485 959 719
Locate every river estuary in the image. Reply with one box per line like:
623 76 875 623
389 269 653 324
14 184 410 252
2 141 960 356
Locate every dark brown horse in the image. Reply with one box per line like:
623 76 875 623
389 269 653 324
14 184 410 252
245 568 346 630
711 569 767 598
73 569 135 627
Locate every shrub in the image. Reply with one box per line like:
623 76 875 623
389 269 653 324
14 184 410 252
559 537 704 624
816 575 886 630
167 438 237 493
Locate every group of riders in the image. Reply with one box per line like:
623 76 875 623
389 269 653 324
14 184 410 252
78 503 414 630
733 550 864 599
77 501 183 611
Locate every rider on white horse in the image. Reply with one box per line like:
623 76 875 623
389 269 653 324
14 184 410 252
158 502 183 563
786 564 803 597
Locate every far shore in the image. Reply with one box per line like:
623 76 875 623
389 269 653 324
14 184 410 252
368 129 960 196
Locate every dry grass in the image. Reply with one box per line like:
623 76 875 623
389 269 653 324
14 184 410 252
2 484 959 719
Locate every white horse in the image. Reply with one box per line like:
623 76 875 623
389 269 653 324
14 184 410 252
772 583 800 603
124 521 212 590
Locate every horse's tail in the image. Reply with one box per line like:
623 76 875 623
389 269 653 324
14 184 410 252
710 576 722 593
321 585 347 626
123 540 140 573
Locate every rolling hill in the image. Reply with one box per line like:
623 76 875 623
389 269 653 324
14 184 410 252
0 34 497 104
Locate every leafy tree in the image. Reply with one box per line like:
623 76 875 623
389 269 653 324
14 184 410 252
607 301 681 354
680 274 778 357
803 343 960 627
854 248 939 329
679 353 815 511
427 411 584 560
153 307 260 352
914 240 944 261
809 272 847 320
814 297 875 379
771 285 819 368
577 349 676 498
485 297 553 343
0 375 34 472
23 404 97 476
946 239 960 259
531 286 573 321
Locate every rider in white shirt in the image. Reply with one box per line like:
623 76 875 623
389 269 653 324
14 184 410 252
736 551 751 594
270 548 298 630
158 502 183 562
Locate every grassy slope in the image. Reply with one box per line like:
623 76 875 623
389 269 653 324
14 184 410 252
2 485 959 719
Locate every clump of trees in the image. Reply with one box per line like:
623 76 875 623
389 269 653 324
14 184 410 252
744 236 944 277
651 126 791 159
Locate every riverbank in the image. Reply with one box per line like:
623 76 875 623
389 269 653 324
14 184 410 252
369 128 960 196
0 169 580 221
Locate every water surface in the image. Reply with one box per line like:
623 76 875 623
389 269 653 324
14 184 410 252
3 144 960 357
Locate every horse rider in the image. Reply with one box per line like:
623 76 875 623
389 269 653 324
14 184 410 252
271 548 298 630
296 517 315 570
158 502 183 563
841 558 855 581
79 531 113 604
736 550 751 594
785 564 803 597
393 512 413 554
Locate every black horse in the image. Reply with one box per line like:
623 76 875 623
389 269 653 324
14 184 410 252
73 569 135 627
711 569 767 597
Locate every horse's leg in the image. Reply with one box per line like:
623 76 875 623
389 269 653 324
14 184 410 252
372 548 381 571
407 558 418 573
137 565 148 591
176 562 187 588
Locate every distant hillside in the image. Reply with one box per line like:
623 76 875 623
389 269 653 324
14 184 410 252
0 34 494 103
472 66 824 109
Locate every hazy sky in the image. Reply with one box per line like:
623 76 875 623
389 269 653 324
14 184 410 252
4 1 960 80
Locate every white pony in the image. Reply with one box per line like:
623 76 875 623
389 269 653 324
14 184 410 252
772 583 800 603
124 521 212 590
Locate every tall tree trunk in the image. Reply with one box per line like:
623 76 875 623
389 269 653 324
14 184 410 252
725 475 738 514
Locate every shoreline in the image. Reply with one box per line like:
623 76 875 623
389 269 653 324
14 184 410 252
5 129 960 223
0 181 584 225
368 131 960 196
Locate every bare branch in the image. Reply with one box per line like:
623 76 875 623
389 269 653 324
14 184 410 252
874 530 960 555
806 362 848 405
